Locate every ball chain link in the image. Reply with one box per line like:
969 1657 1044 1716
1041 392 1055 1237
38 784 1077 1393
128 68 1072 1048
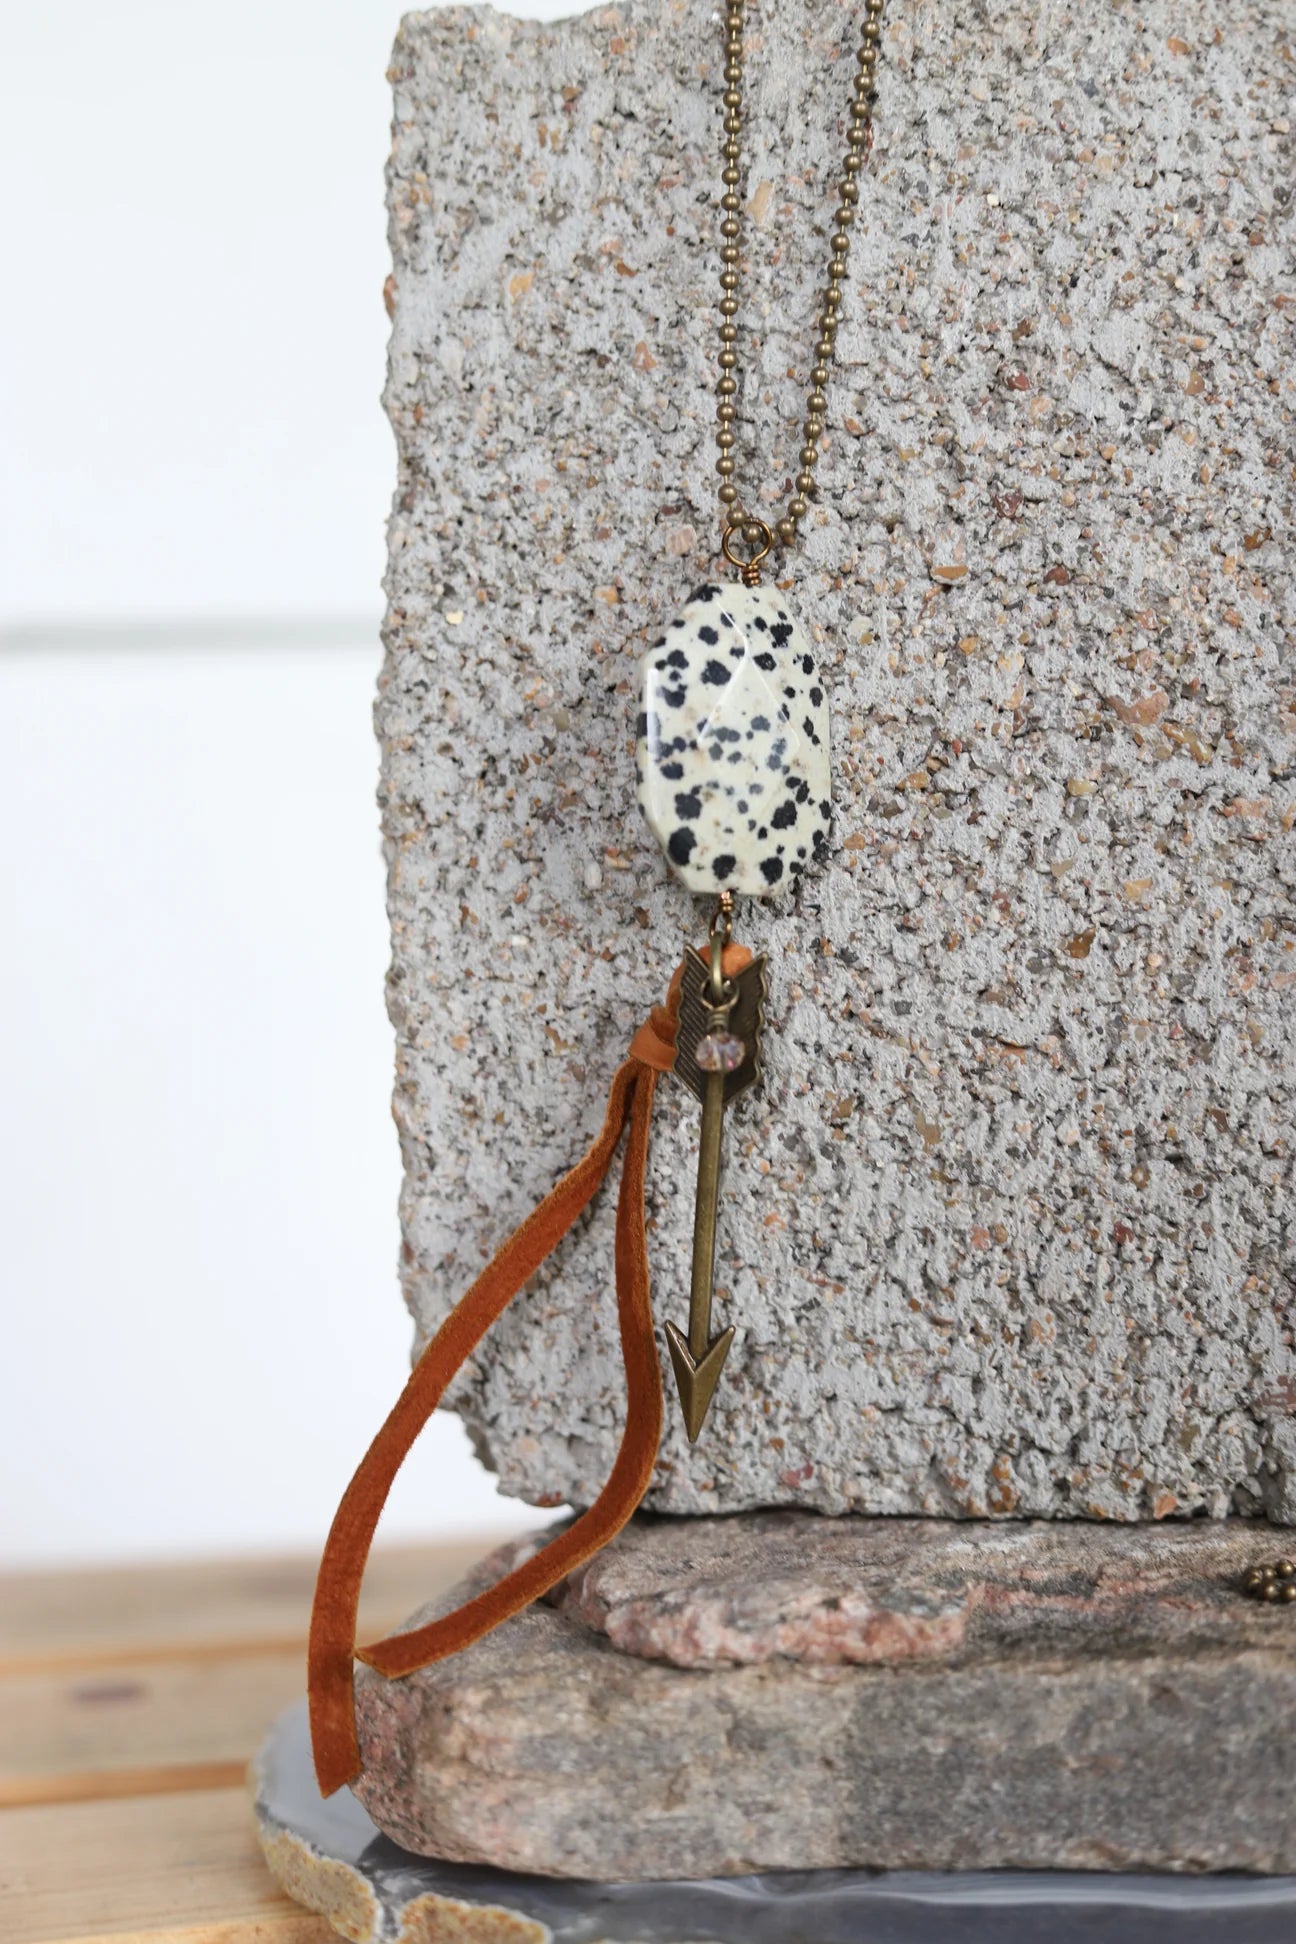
716 0 886 558
1241 1558 1296 1605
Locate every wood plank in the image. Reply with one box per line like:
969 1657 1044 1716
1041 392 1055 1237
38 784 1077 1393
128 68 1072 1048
3 1763 248 1811
0 1539 487 1674
0 1541 491 1811
1 1653 305 1804
0 1786 336 1944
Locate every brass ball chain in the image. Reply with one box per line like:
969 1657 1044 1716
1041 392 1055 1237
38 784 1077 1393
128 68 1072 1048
1241 1558 1296 1605
714 0 886 565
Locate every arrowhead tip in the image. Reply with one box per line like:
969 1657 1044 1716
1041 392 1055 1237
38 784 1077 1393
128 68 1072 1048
664 1320 736 1443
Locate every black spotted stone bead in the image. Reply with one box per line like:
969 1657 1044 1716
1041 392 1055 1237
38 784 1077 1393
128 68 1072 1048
635 582 830 897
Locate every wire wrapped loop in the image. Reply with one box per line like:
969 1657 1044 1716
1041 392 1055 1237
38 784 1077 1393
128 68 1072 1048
721 517 773 583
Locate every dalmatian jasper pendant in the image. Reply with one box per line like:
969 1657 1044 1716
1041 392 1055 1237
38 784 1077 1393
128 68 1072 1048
636 582 830 897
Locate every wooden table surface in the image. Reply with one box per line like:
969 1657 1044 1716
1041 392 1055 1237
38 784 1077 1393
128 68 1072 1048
0 1541 483 1944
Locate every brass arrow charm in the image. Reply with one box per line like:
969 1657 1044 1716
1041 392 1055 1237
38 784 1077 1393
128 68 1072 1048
665 1062 736 1442
666 926 766 1442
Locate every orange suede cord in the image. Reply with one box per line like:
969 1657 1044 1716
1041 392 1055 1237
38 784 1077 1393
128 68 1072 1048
306 945 751 1799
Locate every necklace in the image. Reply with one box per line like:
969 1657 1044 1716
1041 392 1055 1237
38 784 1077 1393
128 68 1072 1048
307 2 890 1794
636 0 886 1438
715 0 886 560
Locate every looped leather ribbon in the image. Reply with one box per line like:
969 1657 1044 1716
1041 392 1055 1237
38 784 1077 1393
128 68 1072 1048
307 942 753 1797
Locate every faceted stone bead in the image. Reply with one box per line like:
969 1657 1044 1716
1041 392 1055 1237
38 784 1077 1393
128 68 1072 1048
695 1031 746 1073
635 583 831 897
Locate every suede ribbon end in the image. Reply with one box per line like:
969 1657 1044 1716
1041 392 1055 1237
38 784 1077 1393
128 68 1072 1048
305 944 751 1797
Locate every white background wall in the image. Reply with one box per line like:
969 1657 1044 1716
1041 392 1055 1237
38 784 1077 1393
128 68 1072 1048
1 0 568 1566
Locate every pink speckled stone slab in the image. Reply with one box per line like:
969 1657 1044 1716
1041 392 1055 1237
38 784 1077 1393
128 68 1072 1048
254 1698 1296 1939
350 1513 1296 1878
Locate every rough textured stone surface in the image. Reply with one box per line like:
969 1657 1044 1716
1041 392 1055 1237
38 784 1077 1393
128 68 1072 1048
351 1514 1296 1878
381 0 1296 1521
254 1700 1296 1942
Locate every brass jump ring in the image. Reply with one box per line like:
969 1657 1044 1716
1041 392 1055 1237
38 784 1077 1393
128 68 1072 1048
721 517 773 580
708 892 736 1006
708 890 735 943
708 930 729 1007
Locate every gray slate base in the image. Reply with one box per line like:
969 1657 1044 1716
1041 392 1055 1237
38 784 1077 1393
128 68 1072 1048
252 1703 1296 1943
351 1514 1296 1880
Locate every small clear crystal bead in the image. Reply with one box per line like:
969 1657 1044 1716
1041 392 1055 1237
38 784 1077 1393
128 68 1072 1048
696 1031 746 1073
